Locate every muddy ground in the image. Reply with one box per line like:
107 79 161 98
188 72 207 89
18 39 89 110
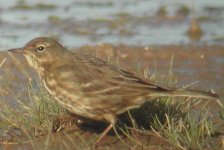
0 44 223 149
0 0 224 149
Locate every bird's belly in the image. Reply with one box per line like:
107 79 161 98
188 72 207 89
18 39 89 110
42 80 102 120
54 96 101 119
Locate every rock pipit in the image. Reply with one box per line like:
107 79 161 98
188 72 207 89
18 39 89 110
8 37 223 145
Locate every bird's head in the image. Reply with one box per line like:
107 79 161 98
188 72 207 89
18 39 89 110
8 37 65 69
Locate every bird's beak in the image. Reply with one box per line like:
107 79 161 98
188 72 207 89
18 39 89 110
8 48 25 54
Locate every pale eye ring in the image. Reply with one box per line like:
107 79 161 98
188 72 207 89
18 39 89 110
37 45 45 52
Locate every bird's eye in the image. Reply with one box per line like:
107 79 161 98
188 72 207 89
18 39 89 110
37 45 45 52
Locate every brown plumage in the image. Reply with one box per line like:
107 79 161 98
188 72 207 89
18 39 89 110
8 37 222 144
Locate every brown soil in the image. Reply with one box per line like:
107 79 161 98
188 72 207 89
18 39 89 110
0 44 224 149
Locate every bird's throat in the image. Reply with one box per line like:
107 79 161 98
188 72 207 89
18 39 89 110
24 54 44 78
25 55 38 69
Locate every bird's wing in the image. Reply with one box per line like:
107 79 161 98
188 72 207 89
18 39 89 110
52 54 171 97
49 54 172 114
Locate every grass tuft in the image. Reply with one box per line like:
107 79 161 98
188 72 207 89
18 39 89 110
0 51 223 149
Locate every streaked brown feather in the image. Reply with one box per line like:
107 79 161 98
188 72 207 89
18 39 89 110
9 37 222 145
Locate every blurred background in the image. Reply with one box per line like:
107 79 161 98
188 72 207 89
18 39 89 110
0 0 224 49
0 0 224 93
1 1 224 149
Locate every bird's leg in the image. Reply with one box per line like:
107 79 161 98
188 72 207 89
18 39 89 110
95 114 117 146
95 123 113 145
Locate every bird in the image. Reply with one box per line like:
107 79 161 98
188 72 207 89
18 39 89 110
8 37 223 145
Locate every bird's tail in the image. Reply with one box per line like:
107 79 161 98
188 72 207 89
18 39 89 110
149 88 223 108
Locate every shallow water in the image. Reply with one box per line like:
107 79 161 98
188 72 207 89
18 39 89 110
0 0 224 49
